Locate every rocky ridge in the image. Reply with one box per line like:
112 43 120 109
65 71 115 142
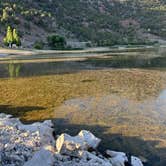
0 114 144 166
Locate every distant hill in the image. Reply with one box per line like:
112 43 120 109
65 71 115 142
0 0 165 48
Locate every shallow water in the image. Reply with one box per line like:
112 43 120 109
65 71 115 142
0 47 166 78
0 46 166 165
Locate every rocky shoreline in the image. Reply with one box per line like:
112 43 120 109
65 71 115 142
0 114 144 166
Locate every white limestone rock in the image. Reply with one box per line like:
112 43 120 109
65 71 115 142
131 156 144 166
56 130 101 156
106 150 143 166
56 133 88 156
24 146 55 166
78 130 101 149
78 151 112 166
0 114 144 166
0 114 54 166
54 151 112 166
18 120 54 146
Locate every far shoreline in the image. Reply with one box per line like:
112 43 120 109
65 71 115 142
0 45 160 57
0 45 162 64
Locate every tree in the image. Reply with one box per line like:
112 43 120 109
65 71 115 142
47 34 66 49
1 9 9 21
3 26 21 47
3 26 13 48
13 29 21 46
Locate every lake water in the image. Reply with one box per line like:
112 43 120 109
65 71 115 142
0 46 166 166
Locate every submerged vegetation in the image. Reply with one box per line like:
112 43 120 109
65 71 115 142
0 69 165 121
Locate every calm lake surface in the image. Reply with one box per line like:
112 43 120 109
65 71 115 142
0 46 166 166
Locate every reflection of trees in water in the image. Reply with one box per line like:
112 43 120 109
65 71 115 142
8 63 22 78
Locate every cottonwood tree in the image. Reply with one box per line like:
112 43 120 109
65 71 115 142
3 26 13 48
3 26 21 48
13 29 21 46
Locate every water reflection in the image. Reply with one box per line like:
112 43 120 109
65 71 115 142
84 55 166 69
157 89 166 102
0 53 166 78
155 90 166 118
7 63 22 78
54 90 166 123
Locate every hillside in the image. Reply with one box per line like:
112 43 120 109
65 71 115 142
0 0 166 48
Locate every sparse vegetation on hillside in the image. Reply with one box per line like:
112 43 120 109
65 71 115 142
0 0 165 47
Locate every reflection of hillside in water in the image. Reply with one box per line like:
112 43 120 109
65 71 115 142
155 90 166 119
55 88 166 124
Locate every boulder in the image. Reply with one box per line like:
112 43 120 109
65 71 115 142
0 114 55 166
78 130 101 149
106 150 128 166
54 151 113 166
0 114 54 147
78 151 112 166
24 146 55 166
56 133 88 156
18 120 54 146
56 130 101 156
0 114 145 166
131 156 144 166
106 150 143 166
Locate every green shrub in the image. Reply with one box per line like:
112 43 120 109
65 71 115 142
47 34 66 50
33 40 44 49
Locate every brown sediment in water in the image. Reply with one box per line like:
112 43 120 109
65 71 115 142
0 69 165 120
